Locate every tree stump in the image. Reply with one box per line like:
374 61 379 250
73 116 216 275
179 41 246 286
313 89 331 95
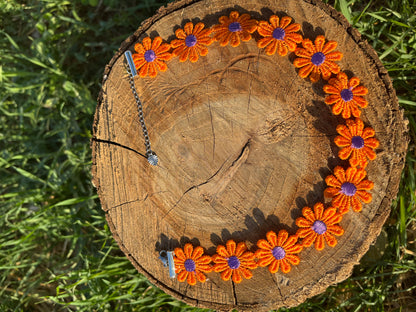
91 0 408 310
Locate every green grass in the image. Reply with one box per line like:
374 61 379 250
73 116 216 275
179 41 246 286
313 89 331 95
0 0 415 311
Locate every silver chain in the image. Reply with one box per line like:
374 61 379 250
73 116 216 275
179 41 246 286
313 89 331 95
124 51 158 166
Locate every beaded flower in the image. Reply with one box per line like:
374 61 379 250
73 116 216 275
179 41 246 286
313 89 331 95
212 11 258 47
173 243 212 285
132 37 172 78
171 22 213 63
257 15 303 56
325 166 374 214
293 35 343 82
323 72 369 119
255 230 302 273
296 203 344 251
212 240 257 283
335 118 379 168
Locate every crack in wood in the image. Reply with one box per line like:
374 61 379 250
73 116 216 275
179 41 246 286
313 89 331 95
105 190 174 212
199 139 251 202
91 137 147 159
108 198 144 211
246 56 254 113
232 139 251 166
232 281 237 305
208 101 216 161
161 155 230 220
161 139 250 219
276 283 284 305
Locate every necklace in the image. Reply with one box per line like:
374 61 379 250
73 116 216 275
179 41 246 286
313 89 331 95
123 10 379 286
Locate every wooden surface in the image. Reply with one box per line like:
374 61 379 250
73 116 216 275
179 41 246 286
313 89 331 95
91 0 408 310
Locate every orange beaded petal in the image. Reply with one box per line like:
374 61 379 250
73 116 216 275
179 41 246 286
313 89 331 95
293 35 343 82
296 203 344 251
174 243 212 285
256 230 302 273
171 22 213 63
132 36 172 78
257 15 303 56
334 118 379 168
325 166 374 214
323 72 369 119
212 11 258 47
212 240 257 283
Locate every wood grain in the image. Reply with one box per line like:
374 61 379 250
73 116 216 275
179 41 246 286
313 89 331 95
91 0 408 310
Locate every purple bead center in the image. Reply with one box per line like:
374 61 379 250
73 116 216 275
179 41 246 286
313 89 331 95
184 259 196 272
351 136 365 149
144 49 156 62
311 52 326 66
227 256 240 269
272 27 286 40
312 220 327 235
341 88 354 102
228 22 242 32
272 246 286 260
185 34 197 47
341 182 357 196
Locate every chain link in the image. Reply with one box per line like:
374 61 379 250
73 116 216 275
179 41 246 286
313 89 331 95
125 63 158 166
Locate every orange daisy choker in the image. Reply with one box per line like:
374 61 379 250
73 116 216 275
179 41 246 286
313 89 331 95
124 11 380 285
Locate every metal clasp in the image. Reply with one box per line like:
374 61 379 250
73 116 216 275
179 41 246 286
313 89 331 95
124 51 137 77
159 250 176 278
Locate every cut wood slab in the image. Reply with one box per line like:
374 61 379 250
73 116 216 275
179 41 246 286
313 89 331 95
91 0 408 310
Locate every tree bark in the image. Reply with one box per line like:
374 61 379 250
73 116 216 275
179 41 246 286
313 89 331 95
91 0 408 310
